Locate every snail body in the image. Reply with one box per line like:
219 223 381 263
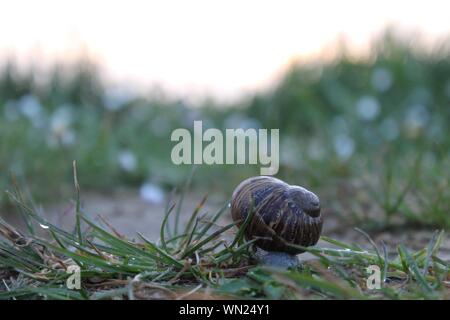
230 176 323 255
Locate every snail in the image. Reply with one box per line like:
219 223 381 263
230 176 323 267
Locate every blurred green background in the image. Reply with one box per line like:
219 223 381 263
0 33 449 230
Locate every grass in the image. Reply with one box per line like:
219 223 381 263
0 169 448 300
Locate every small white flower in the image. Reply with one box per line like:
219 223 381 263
333 134 355 160
140 183 165 204
51 105 74 135
117 150 137 172
60 130 76 146
404 104 429 137
46 105 76 147
356 96 380 121
18 94 43 119
371 67 393 92
46 129 77 148
18 94 46 128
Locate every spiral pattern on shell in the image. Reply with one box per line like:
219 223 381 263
231 176 323 254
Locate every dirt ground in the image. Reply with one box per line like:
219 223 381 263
3 188 450 261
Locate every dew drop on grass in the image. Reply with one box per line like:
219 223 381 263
39 223 49 229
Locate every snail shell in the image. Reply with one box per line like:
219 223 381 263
230 176 323 254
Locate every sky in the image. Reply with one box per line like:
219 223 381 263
0 0 449 101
